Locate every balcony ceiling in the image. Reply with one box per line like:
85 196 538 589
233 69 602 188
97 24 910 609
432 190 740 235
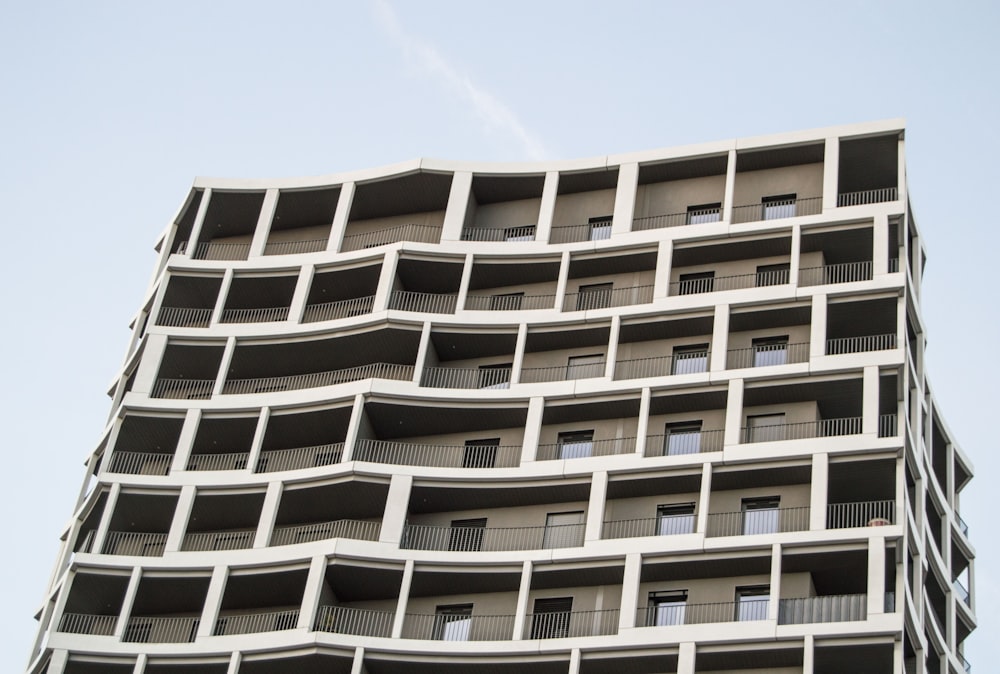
568 250 657 279
63 572 129 613
163 275 223 308
309 264 382 302
729 305 811 332
350 171 453 221
430 330 518 361
468 260 560 290
619 315 714 343
641 554 770 582
638 153 728 184
648 390 728 415
814 643 895 674
525 325 610 352
277 481 389 523
264 406 353 448
324 563 403 603
472 174 545 204
581 653 679 674
116 415 184 453
226 275 298 308
542 397 640 425
800 225 873 262
145 664 229 674
696 647 803 671
712 464 811 491
239 654 353 674
531 563 624 590
365 657 568 674
132 576 210 614
365 402 527 439
272 186 341 232
557 167 619 195
222 568 308 610
838 135 899 193
735 142 824 172
743 377 863 410
409 481 590 514
409 569 521 597
188 492 265 530
397 257 464 293
203 190 266 239
673 235 791 267
193 416 257 451
607 473 702 500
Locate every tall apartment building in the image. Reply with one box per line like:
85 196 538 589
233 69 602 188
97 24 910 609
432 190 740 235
27 120 975 674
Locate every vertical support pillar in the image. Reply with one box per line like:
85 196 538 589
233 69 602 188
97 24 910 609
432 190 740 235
373 249 399 312
809 453 829 531
351 648 366 674
790 224 802 288
340 394 367 463
611 162 639 235
248 188 279 258
113 566 143 639
618 553 642 630
165 484 196 552
130 334 168 396
184 187 212 258
809 293 827 359
653 239 672 299
604 316 620 379
196 565 228 638
90 482 120 556
535 171 559 243
298 554 329 629
822 136 840 211
677 642 697 674
171 408 202 474
553 250 571 305
441 171 473 241
253 481 282 548
585 471 608 542
512 560 532 640
709 303 730 372
721 149 737 222
696 463 713 535
227 652 242 674
245 407 270 475
568 648 582 674
862 365 880 436
803 634 815 674
635 387 651 457
455 252 474 311
379 474 412 545
212 336 236 397
133 654 147 674
391 559 414 638
768 543 782 621
210 268 234 326
46 650 69 674
723 378 745 448
510 323 528 385
867 535 886 615
520 397 545 463
329 182 355 252
412 321 432 384
288 264 315 324
873 214 889 276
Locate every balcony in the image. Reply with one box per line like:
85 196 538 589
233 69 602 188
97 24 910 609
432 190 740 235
706 506 810 537
731 196 822 224
270 519 380 546
255 442 345 472
799 261 873 287
182 529 255 552
826 333 897 355
536 436 636 461
549 221 612 244
156 307 213 328
179 240 252 261
520 359 606 384
214 608 299 635
742 416 862 443
401 521 585 552
315 605 394 638
354 438 521 469
101 531 167 556
123 616 200 643
388 290 458 315
523 608 619 638
602 511 695 539
341 222 440 251
221 362 414 395
669 268 790 295
302 295 375 322
826 500 895 528
727 342 808 369
107 451 173 476
954 579 971 606
632 205 721 231
644 428 724 456
562 284 654 312
837 187 898 207
401 612 518 641
421 366 513 390
461 225 536 242
636 598 769 626
777 593 868 624
57 613 117 636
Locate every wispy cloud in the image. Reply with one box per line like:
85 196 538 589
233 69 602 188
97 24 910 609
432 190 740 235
371 0 549 160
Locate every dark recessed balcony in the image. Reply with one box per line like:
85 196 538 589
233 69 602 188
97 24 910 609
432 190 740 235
837 187 898 207
402 519 585 552
354 438 521 469
731 195 822 224
799 261 873 286
562 284 654 312
315 605 394 638
341 171 451 251
462 225 537 242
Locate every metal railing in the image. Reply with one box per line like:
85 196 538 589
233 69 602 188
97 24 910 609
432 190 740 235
549 223 612 244
401 522 585 552
156 306 212 328
214 609 299 635
302 295 375 322
826 500 896 528
520 360 606 383
219 306 290 323
742 416 862 443
186 452 249 471
340 223 441 251
178 240 252 260
613 352 709 380
889 257 900 273
636 599 769 626
524 608 619 639
706 506 810 537
669 269 790 295
826 333 897 355
957 513 969 537
644 429 725 456
270 519 380 546
602 513 696 539
461 225 536 242
388 290 458 314
255 443 344 472
314 605 394 637
633 207 721 231
57 613 117 635
222 362 414 395
182 529 255 551
151 378 215 399
101 531 168 556
536 436 636 461
837 187 898 207
778 594 867 624
879 414 898 437
464 292 557 311
726 342 808 369
731 196 822 223
123 616 200 643
799 260 873 286
107 451 173 475
354 438 521 468
263 238 327 255
420 366 512 390
402 612 517 641
954 579 971 605
563 285 654 311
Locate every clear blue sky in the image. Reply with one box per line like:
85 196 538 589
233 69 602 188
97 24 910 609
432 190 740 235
2 0 997 669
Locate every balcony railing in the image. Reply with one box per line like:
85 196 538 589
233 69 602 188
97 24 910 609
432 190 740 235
314 605 394 638
799 261 873 286
669 268 790 295
461 225 536 242
602 513 696 539
221 362 414 395
186 451 249 471
402 612 518 641
214 609 299 635
523 608 619 639
219 306 290 324
778 593 867 624
353 438 521 468
633 206 722 231
644 429 725 456
519 360 606 383
889 257 900 273
388 290 458 314
613 352 709 380
57 612 117 635
270 519 380 546
151 378 215 399
263 238 327 255
340 223 440 251
706 506 810 537
101 531 168 556
401 522 585 552
182 529 255 551
957 513 970 537
156 306 212 328
420 366 513 390
255 442 344 472
837 187 898 207
302 295 375 323
549 222 612 244
826 333 897 355
726 342 808 369
826 500 895 528
178 240 252 260
123 616 200 643
879 413 898 437
636 598 769 626
464 292 557 311
562 285 654 312
536 436 636 461
107 451 173 476
742 416 862 443
953 579 971 606
731 196 822 224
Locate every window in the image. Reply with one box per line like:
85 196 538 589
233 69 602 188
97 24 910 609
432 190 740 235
741 497 780 535
530 597 573 639
678 271 714 295
762 193 797 220
648 590 687 626
576 282 613 311
745 413 785 443
566 354 604 380
686 202 722 225
588 215 613 241
478 363 511 389
434 604 473 641
752 336 789 367
490 292 523 311
504 225 535 242
735 585 770 621
557 430 594 459
542 511 585 549
463 438 500 468
663 421 702 456
755 263 790 287
657 503 695 535
448 517 487 551
671 344 709 375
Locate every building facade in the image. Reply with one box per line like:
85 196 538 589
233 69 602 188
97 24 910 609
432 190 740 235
27 120 975 674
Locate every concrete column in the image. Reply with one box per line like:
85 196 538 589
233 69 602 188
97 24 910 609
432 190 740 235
379 474 412 544
677 641 697 674
90 482 120 555
288 264 315 323
329 182 355 252
696 463 713 535
709 303 730 372
618 553 642 630
46 650 68 674
803 634 815 674
809 293 827 359
253 481 282 548
391 559 414 638
170 408 201 474
512 560 532 639
822 136 840 211
165 484 196 552
196 565 228 638
212 336 237 396
535 171 559 243
790 225 802 288
210 268 234 325
809 453 829 531
653 239 673 299
455 252 474 311
113 566 143 639
891 640 903 674
184 187 212 258
441 171 473 241
340 394 367 463
298 554 329 629
510 323 528 385
351 647 366 674
248 188 279 258
227 652 242 674
412 322 432 384
604 316 620 379
245 406 270 475
585 471 609 542
768 543 782 621
130 334 168 395
553 250 571 306
723 378 745 448
568 648 582 674
862 365 880 436
872 214 889 276
867 535 886 615
635 387 651 457
612 162 639 235
132 654 147 674
520 397 545 463
373 249 399 312
721 149 737 222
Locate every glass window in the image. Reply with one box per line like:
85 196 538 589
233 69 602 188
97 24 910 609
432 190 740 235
686 202 722 225
755 263 790 287
566 354 605 380
746 413 785 443
576 282 613 311
678 271 714 295
656 503 695 535
663 421 702 456
752 336 789 367
542 511 585 549
671 344 709 375
648 590 687 626
762 194 797 220
735 585 770 621
741 497 780 535
558 430 594 459
448 517 487 551
588 216 613 241
530 597 573 639
463 438 500 468
434 604 473 641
